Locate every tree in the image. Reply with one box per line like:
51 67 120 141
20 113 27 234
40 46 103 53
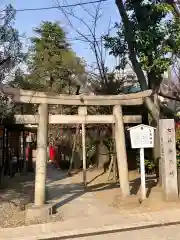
0 4 25 119
103 0 180 177
0 4 25 82
27 21 85 94
55 0 125 95
105 0 180 120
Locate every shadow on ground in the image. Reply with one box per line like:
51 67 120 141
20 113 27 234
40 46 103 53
0 172 35 206
46 163 82 184
47 166 158 211
130 175 158 198
48 181 119 210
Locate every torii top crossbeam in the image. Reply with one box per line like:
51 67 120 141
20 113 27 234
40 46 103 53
0 83 152 106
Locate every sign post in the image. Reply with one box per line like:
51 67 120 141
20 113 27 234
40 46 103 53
140 147 146 200
128 124 155 201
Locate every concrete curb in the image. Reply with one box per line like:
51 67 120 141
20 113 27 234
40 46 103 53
1 209 180 240
40 222 180 240
32 220 180 240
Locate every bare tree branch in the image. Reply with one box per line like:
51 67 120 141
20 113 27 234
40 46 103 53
54 0 115 87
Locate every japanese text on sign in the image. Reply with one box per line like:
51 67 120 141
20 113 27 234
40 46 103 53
166 128 175 177
129 125 155 149
159 119 178 200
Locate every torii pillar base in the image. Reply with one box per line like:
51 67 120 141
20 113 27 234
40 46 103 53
25 203 53 223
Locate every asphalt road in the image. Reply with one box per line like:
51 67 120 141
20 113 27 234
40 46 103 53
43 224 180 240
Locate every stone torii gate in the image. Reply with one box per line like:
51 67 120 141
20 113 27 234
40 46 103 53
0 84 152 218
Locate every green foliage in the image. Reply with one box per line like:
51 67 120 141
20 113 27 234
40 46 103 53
86 141 98 159
27 21 85 93
0 5 25 118
0 4 25 82
176 123 180 169
177 151 180 169
104 0 180 89
136 154 155 174
103 138 115 153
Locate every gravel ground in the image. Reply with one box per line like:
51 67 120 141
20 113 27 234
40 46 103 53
1 168 178 228
0 173 63 228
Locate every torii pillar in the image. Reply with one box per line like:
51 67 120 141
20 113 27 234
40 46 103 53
34 103 48 205
26 103 51 222
113 105 130 197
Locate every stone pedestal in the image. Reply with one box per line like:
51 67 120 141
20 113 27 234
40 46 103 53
159 119 178 201
25 203 53 223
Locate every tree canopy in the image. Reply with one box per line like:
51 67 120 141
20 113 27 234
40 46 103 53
0 4 25 118
26 21 85 93
0 4 25 82
105 1 180 93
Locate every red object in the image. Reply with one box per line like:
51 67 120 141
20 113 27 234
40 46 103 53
176 122 180 129
49 145 55 162
26 146 30 161
49 144 60 169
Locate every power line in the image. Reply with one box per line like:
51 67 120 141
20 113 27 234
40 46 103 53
1 0 108 13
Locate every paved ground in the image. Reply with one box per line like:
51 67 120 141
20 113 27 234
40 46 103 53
70 168 180 214
1 165 179 228
47 165 117 220
2 208 180 239
2 165 180 239
47 165 180 218
67 225 180 240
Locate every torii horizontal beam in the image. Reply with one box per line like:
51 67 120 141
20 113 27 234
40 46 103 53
14 114 142 124
0 83 152 106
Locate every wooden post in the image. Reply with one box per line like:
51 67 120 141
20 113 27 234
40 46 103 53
107 154 114 181
140 148 146 200
34 103 48 206
68 125 79 175
82 123 86 185
112 124 117 181
113 155 117 181
78 107 87 186
113 105 130 197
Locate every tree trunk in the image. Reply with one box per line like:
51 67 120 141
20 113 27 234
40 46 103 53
115 0 160 122
116 0 163 181
151 94 161 182
68 125 79 174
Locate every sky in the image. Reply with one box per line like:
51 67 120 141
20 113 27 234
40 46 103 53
1 0 120 70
